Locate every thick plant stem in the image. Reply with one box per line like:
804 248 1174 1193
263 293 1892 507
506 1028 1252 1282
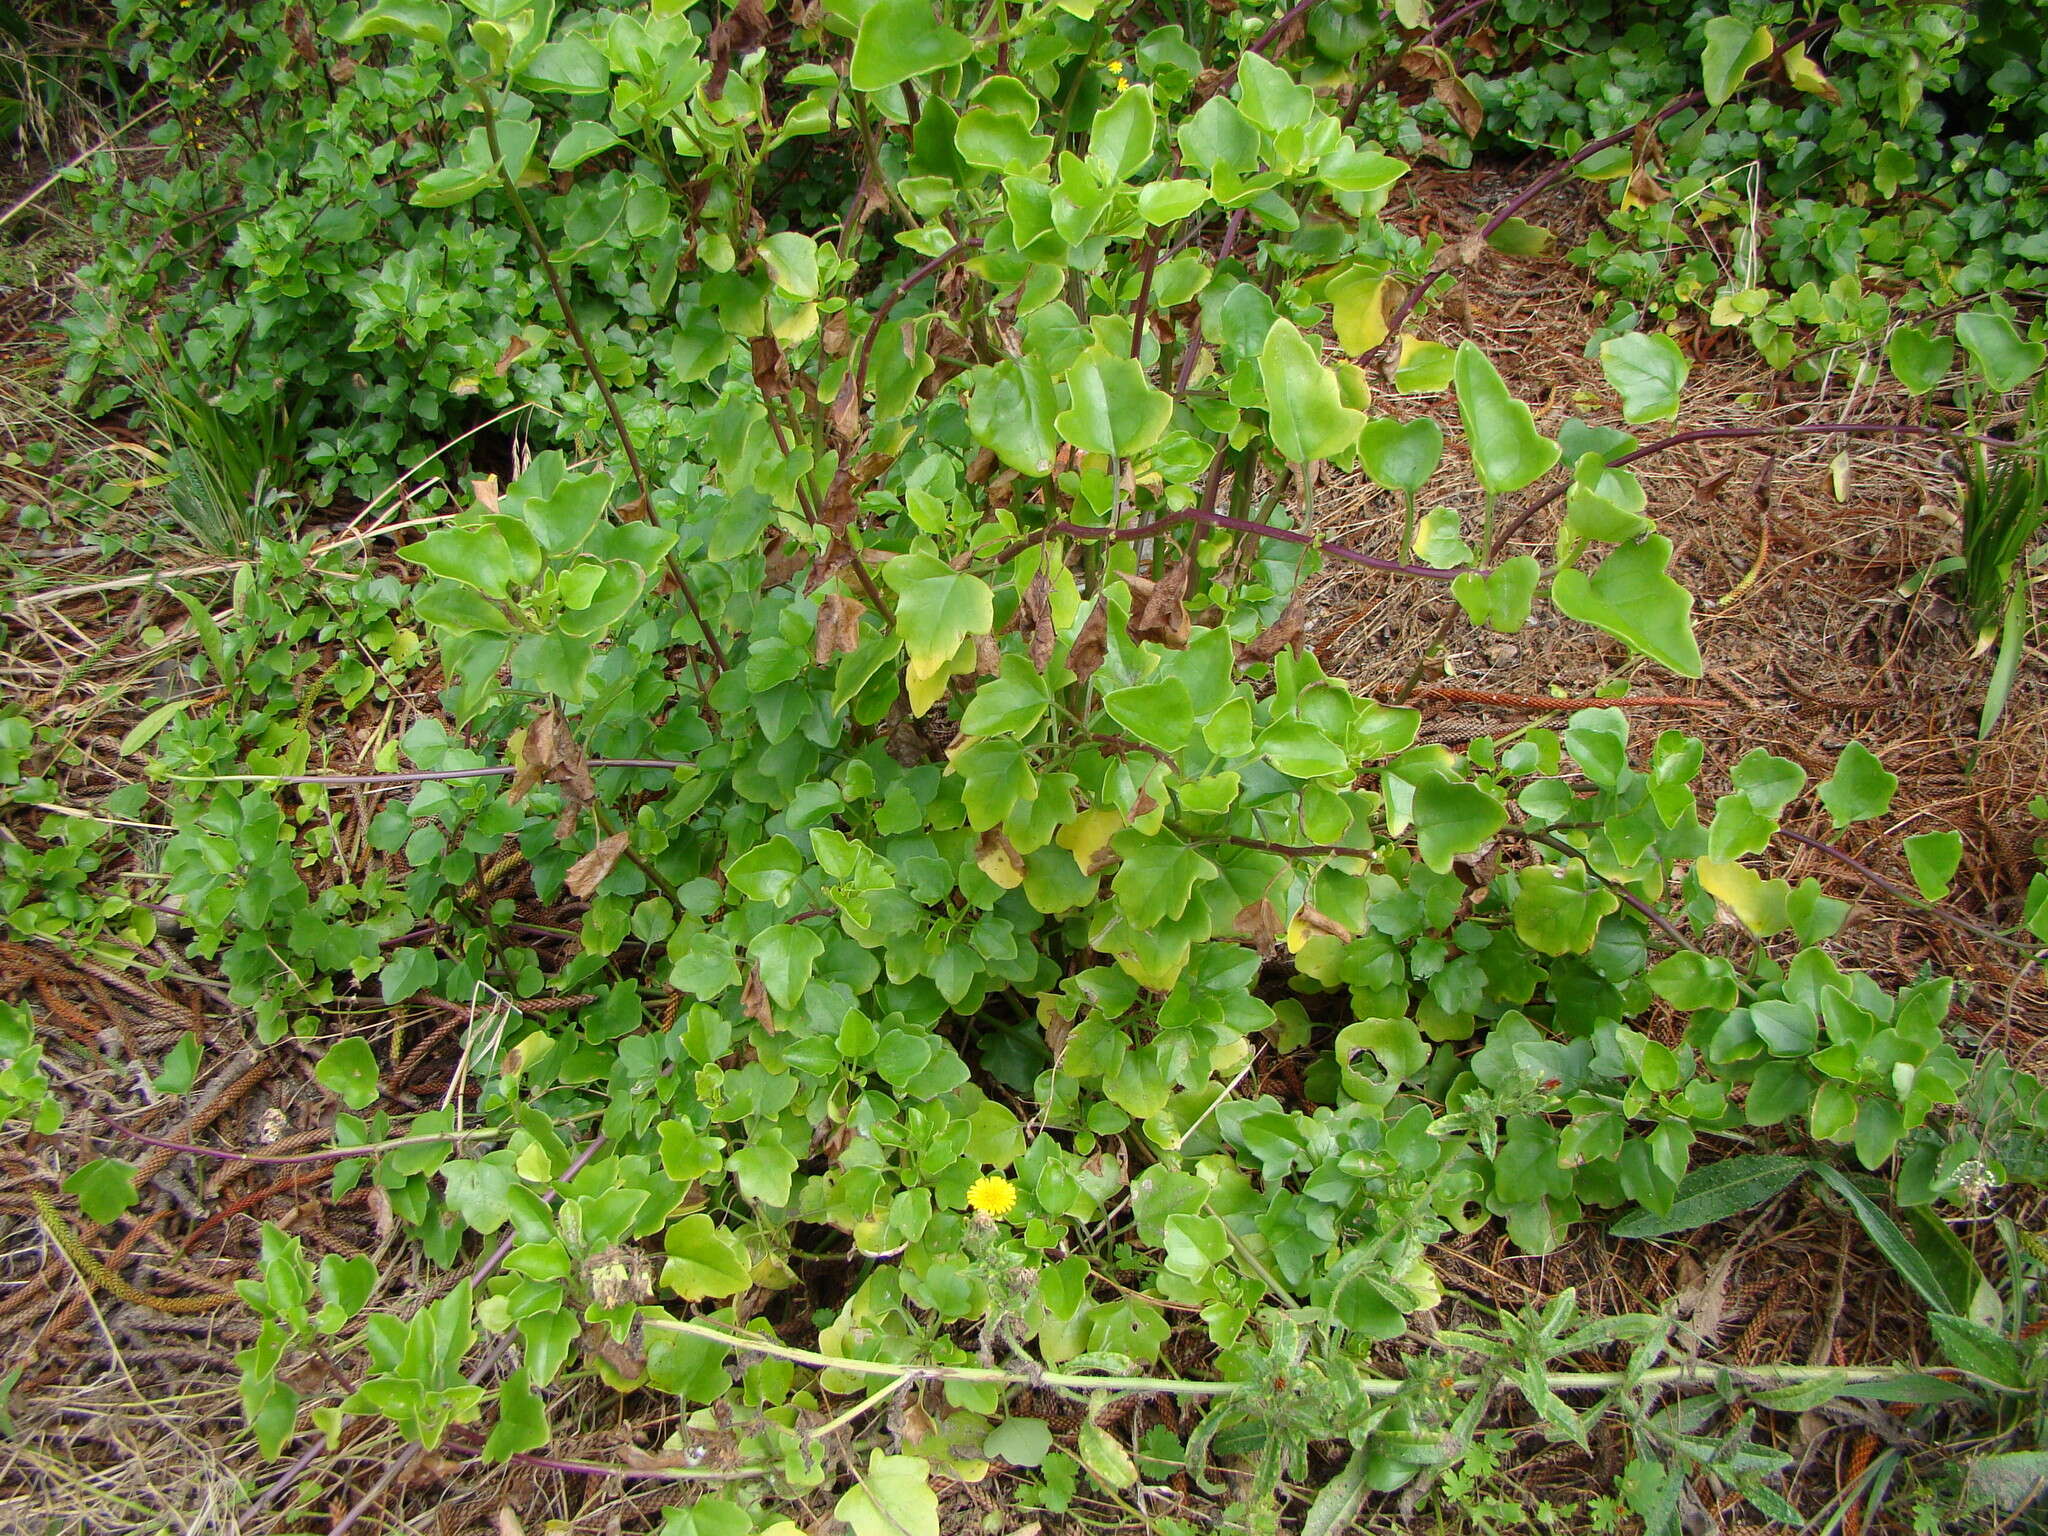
644 1316 1992 1399
476 93 727 676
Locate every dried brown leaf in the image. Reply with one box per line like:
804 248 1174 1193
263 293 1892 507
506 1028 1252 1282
565 832 631 899
706 0 769 97
1233 898 1283 955
493 335 530 377
1020 566 1055 671
1068 595 1109 687
750 333 792 398
1238 587 1309 664
741 967 775 1031
814 592 867 665
1128 556 1192 649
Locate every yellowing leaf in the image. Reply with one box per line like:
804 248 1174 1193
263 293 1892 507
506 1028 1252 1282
1697 858 1791 937
1328 269 1390 353
1058 808 1124 874
1783 44 1840 103
975 829 1027 889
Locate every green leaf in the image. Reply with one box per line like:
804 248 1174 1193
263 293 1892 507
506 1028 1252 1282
1809 1163 1955 1314
62 1158 138 1224
550 121 625 170
984 1417 1054 1466
1511 864 1617 955
759 232 821 301
341 0 450 45
120 697 192 756
1137 179 1209 224
315 1037 381 1110
660 1214 753 1301
1647 952 1738 1010
1956 310 2046 393
404 526 522 598
1963 1452 2048 1512
1393 338 1455 394
1089 84 1156 180
1055 348 1172 458
151 1032 202 1094
849 0 972 92
1076 1420 1139 1489
1929 1313 2024 1389
836 1453 940 1536
1452 555 1539 633
961 654 1052 737
750 924 823 1009
1701 17 1772 107
968 358 1059 476
1102 679 1194 753
522 37 609 95
1486 217 1554 257
882 552 994 691
482 1368 550 1462
1598 332 1689 424
1607 1155 1806 1238
1886 324 1954 396
1357 416 1443 494
1261 319 1364 464
726 835 804 905
1904 830 1963 900
1413 778 1507 873
1550 536 1702 677
1453 343 1558 494
1817 742 1897 828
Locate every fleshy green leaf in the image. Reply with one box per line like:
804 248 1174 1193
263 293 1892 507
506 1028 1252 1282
1598 332 1689 424
1413 777 1506 873
1261 319 1364 464
63 1158 139 1224
1055 348 1172 458
1357 416 1443 494
849 0 972 92
1453 342 1558 494
1550 536 1702 677
1701 18 1773 107
1956 310 2046 393
1817 742 1898 829
1886 324 1955 396
1904 829 1963 900
836 1453 940 1536
315 1037 381 1110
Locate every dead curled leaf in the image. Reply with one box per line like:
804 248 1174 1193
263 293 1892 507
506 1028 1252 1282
564 832 631 900
1126 556 1192 649
1020 567 1055 671
509 708 598 842
813 592 867 664
741 967 775 1030
1067 595 1109 687
1237 588 1308 665
705 0 768 97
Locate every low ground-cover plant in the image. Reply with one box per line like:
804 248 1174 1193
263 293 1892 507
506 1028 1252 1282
17 1 2048 1531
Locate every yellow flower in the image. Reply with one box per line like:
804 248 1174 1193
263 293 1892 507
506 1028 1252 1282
965 1175 1018 1219
1106 59 1124 75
